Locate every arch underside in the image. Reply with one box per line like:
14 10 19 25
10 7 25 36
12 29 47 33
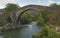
16 8 41 24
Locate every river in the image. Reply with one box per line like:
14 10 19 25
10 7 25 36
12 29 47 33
0 22 41 38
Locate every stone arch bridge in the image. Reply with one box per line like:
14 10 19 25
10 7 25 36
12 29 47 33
10 5 60 24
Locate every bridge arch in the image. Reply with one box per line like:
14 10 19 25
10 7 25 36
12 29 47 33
9 5 60 25
16 8 41 24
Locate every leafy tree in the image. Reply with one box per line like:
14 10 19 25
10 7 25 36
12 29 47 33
4 3 19 24
41 11 49 23
50 3 57 7
41 26 48 37
50 3 60 8
20 11 33 24
37 15 44 26
37 11 49 26
4 3 19 13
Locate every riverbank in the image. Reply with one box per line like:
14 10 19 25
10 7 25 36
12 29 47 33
0 24 29 32
32 25 60 38
0 22 39 32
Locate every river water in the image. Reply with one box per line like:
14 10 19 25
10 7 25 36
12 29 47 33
0 22 41 38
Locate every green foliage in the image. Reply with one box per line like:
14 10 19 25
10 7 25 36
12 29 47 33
33 26 60 38
48 29 60 38
33 26 48 38
20 11 33 24
3 3 19 24
50 3 58 8
50 3 60 8
32 32 42 38
37 15 44 26
37 11 49 26
4 3 19 13
41 11 49 23
41 26 48 37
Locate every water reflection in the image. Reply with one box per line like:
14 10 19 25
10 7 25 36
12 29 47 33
3 29 20 38
0 22 41 38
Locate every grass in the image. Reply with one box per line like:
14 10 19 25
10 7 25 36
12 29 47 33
33 26 60 38
48 28 60 38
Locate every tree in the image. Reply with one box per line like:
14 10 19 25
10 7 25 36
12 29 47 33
41 26 48 37
41 11 49 23
37 11 49 26
50 3 60 8
4 3 19 24
20 11 33 24
4 3 19 13
37 15 44 26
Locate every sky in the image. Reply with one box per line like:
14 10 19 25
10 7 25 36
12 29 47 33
0 0 60 9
